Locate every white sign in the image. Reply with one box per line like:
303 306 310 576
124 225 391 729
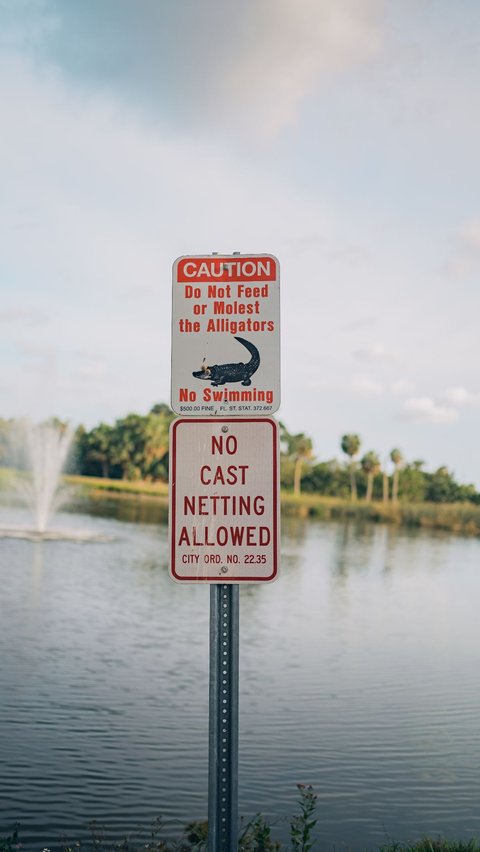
169 417 279 583
171 254 280 416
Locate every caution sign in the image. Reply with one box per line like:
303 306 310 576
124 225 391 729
169 418 279 583
171 254 280 416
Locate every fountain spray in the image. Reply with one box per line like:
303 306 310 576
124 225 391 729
25 421 73 533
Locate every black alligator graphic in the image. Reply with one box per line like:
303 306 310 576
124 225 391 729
192 337 260 386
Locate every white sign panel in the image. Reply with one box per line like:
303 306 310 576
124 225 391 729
171 254 280 416
169 418 279 583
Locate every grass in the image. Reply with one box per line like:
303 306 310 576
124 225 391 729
0 468 17 490
379 842 480 852
63 474 169 501
280 492 480 535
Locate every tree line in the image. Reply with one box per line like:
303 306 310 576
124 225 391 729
0 409 478 505
0 405 175 484
279 428 479 504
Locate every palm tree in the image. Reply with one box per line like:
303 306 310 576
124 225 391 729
280 424 313 496
292 433 313 497
341 434 361 500
361 451 381 501
390 448 404 502
143 412 171 480
382 456 390 502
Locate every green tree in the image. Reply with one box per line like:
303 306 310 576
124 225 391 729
302 459 351 498
398 460 427 502
361 451 381 501
390 448 404 502
70 424 86 474
341 433 361 500
143 411 172 481
72 405 175 481
279 423 314 496
382 457 390 502
292 433 313 497
110 414 147 480
149 402 173 418
0 418 14 466
424 466 478 503
82 422 115 478
107 407 175 481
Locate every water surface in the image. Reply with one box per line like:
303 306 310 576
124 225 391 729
1 501 479 850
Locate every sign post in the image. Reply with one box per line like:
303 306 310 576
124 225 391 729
169 254 280 852
208 584 239 852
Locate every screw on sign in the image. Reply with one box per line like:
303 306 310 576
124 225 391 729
168 417 279 583
171 254 280 417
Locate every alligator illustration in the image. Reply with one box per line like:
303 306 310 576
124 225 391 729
192 337 260 386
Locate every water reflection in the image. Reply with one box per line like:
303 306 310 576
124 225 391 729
66 495 169 526
329 520 455 585
280 512 310 545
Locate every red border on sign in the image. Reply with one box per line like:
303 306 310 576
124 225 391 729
170 417 279 583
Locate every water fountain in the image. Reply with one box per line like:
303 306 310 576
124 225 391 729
0 420 109 541
24 421 73 534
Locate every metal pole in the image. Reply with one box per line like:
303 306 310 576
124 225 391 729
208 584 239 852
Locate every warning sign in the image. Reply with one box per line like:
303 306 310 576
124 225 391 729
171 254 280 416
169 418 279 583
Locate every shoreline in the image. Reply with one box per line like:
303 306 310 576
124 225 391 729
64 474 480 535
1 470 479 535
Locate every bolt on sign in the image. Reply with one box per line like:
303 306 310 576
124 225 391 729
171 254 280 417
169 417 279 583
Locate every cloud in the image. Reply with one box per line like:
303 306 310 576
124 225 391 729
222 0 383 135
445 216 480 281
442 386 480 406
459 218 480 249
75 358 108 383
2 0 383 136
351 375 384 397
0 48 348 424
343 316 378 331
327 244 371 267
401 397 458 424
391 379 415 395
353 343 398 363
0 307 47 326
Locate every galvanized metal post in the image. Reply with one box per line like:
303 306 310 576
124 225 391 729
208 584 239 852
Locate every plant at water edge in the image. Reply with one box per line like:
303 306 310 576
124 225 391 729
289 784 318 852
380 839 480 852
0 826 20 852
59 816 209 852
239 813 281 851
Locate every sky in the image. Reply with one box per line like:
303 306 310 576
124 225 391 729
1 0 480 485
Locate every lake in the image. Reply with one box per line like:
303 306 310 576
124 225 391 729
1 498 480 851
